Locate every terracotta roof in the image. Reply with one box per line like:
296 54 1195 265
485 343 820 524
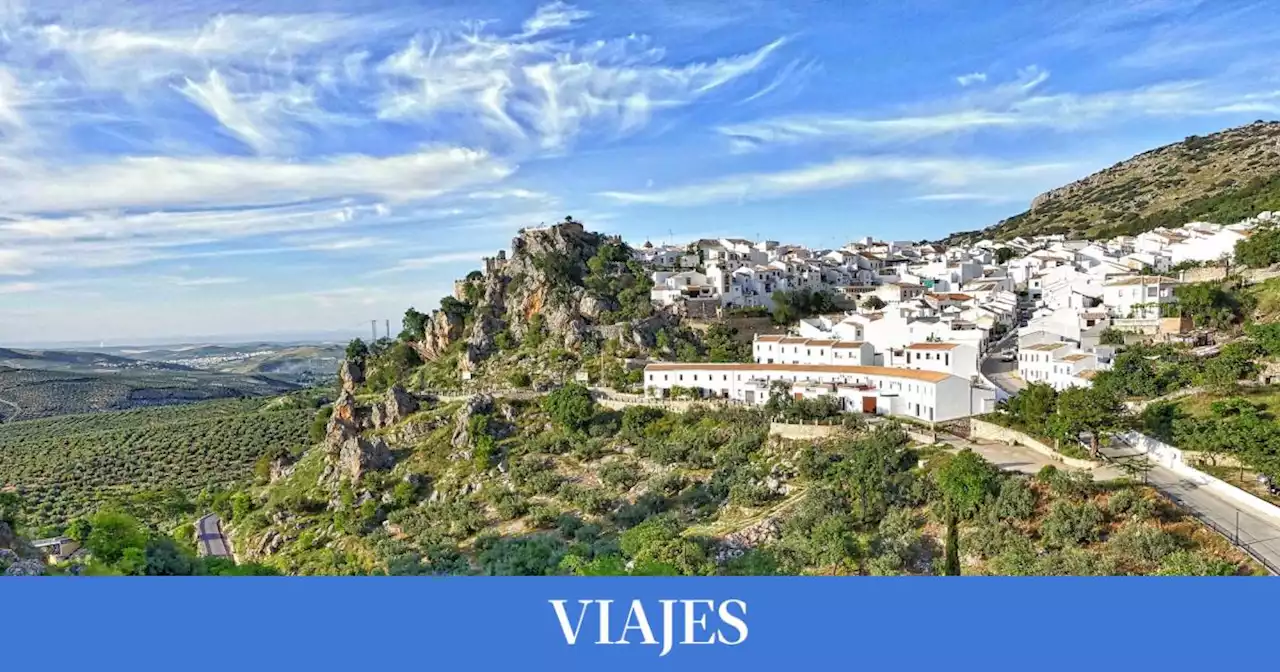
1062 353 1092 362
906 342 961 351
804 339 838 346
831 342 868 349
1024 342 1068 352
644 362 955 383
928 292 974 301
755 334 785 342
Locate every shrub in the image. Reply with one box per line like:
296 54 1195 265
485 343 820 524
1106 522 1181 568
1107 488 1155 521
543 383 596 432
507 371 532 388
600 461 642 492
1040 501 1104 548
992 478 1037 521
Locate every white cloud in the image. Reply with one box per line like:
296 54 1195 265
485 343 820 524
956 72 988 86
0 281 41 294
0 68 22 129
720 70 1278 151
520 2 592 38
376 23 785 151
374 250 492 275
0 148 512 213
165 276 246 287
600 156 1081 207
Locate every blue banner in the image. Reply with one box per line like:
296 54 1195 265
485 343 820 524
4 578 1276 670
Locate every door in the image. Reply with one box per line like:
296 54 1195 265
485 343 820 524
862 396 877 413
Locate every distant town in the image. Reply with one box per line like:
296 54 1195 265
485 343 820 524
630 211 1278 423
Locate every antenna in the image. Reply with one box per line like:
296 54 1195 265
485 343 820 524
385 319 390 341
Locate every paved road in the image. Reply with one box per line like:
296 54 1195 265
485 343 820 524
980 336 1026 396
196 514 232 558
1103 439 1280 573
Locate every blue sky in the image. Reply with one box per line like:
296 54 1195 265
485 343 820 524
1 0 1279 343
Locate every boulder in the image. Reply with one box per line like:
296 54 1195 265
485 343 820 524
450 394 494 451
715 517 782 564
411 309 466 362
325 391 362 448
338 436 394 482
579 293 618 320
372 385 419 429
338 359 365 393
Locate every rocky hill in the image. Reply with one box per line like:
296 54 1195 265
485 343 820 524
946 120 1280 243
406 218 681 387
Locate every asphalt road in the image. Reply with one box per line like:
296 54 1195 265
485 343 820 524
1104 439 1280 573
196 513 232 559
980 335 1026 396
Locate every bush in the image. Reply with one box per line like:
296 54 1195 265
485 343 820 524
992 478 1037 521
1107 488 1155 521
508 371 532 388
1106 522 1181 568
1156 550 1237 576
543 383 596 432
600 461 642 492
1040 501 1104 548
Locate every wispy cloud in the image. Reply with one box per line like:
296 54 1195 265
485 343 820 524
372 250 492 276
0 281 41 294
163 275 246 287
956 72 988 87
0 148 511 213
519 1 592 38
719 68 1279 151
600 156 1081 207
376 22 786 151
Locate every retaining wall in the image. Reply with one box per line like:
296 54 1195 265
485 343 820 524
768 422 844 440
1119 431 1280 523
970 418 1100 470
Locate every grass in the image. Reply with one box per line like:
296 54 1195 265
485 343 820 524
1173 384 1280 418
1244 277 1280 323
1199 463 1280 508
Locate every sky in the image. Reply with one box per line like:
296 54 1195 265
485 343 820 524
1 0 1279 344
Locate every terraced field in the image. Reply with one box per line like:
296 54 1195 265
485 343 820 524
0 398 314 528
0 366 298 421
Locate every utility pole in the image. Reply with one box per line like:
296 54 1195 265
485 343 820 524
370 320 377 343
385 319 390 341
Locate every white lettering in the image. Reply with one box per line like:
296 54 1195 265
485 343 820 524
549 600 594 645
682 600 717 644
618 600 658 647
717 600 749 645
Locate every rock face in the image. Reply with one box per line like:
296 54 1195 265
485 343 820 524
0 521 45 576
371 384 419 429
715 517 782 564
338 359 365 393
337 436 393 483
411 310 466 362
450 394 494 458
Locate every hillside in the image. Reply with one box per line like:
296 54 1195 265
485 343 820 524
115 343 345 385
0 366 300 422
219 383 1254 576
946 120 1280 243
0 347 193 372
0 396 319 529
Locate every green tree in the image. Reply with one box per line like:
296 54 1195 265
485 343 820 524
1235 224 1280 268
861 296 887 311
543 383 596 432
401 307 429 341
345 338 369 363
0 491 23 529
1048 387 1125 455
85 510 149 566
995 247 1017 264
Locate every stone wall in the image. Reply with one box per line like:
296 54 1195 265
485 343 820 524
686 316 787 343
970 418 1100 469
1119 431 1280 524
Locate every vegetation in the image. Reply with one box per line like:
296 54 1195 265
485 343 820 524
1236 223 1280 268
771 288 837 324
0 397 314 529
991 382 1125 458
946 121 1280 243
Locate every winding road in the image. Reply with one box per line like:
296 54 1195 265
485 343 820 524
196 514 232 559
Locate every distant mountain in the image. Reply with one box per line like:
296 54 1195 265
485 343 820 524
945 120 1280 244
0 347 194 373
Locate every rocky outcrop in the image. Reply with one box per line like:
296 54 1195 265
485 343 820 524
715 517 782 564
338 359 365 393
449 394 494 460
337 436 393 483
411 310 466 362
0 521 44 576
598 310 679 349
325 390 364 448
371 385 419 429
